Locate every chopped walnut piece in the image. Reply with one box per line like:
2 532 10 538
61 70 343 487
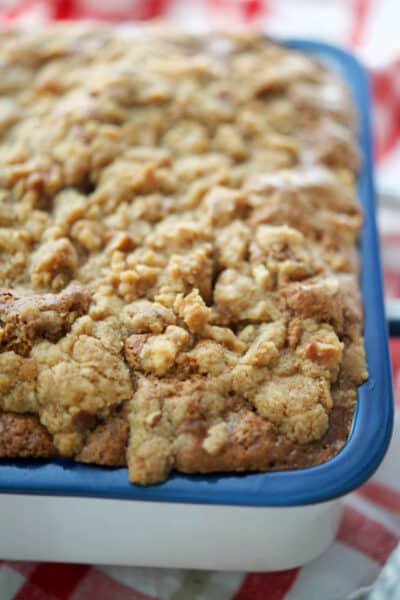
305 340 341 368
146 410 162 428
31 238 78 290
184 339 239 375
125 326 190 376
204 324 246 353
124 334 150 370
123 299 176 334
255 224 305 250
214 268 280 321
202 422 229 455
174 289 211 333
241 328 281 367
288 317 303 350
282 277 343 329
166 243 214 302
71 219 104 252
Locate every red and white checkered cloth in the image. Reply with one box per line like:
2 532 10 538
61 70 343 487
0 1 399 599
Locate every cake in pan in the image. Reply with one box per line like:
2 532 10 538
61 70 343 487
0 25 367 484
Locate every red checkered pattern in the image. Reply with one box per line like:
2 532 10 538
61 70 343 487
0 1 399 598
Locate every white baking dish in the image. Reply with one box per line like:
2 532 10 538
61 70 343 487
1 495 341 571
0 39 394 571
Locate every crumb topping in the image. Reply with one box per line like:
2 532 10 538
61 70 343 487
0 25 367 484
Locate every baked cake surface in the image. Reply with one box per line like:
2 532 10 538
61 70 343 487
0 25 367 484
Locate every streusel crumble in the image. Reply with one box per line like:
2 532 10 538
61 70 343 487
0 25 367 484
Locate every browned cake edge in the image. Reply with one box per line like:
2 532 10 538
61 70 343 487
0 405 352 473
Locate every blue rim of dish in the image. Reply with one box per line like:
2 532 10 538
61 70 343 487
0 39 394 507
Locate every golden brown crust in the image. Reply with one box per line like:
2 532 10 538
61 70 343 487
0 284 90 356
0 413 56 458
0 404 351 474
0 25 367 484
78 415 129 467
173 405 354 475
0 412 129 467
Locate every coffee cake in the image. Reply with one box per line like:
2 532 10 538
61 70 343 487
0 25 367 484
